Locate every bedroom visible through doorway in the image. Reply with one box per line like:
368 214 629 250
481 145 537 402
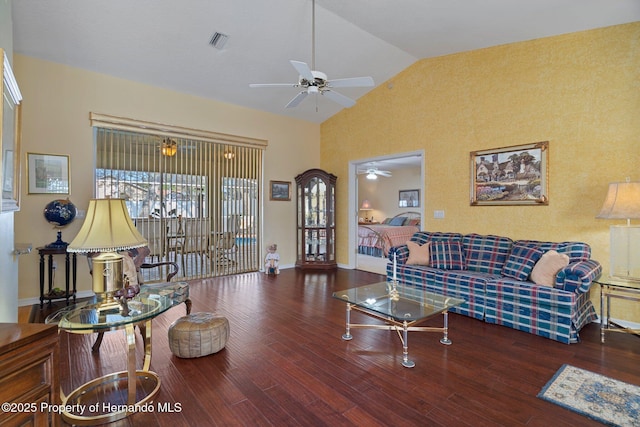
351 152 424 274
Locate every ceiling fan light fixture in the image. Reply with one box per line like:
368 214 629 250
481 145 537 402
161 139 177 157
366 172 378 180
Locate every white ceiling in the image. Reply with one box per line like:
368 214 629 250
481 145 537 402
11 0 640 124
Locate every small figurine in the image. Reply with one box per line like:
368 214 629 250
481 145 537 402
265 243 280 275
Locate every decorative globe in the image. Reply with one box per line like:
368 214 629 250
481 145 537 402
44 198 77 227
44 199 77 248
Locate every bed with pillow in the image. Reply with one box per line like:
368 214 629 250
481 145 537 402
358 212 420 258
387 231 602 344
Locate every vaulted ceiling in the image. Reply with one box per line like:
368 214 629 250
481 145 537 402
11 0 640 123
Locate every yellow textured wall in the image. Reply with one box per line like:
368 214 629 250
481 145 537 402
322 23 640 320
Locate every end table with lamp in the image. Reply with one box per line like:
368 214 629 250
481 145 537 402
595 178 640 343
46 282 188 425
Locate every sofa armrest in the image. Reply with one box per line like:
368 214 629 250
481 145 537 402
555 259 602 293
389 245 409 265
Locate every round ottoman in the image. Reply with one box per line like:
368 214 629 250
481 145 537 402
168 312 229 358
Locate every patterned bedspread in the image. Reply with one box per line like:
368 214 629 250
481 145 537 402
358 225 419 257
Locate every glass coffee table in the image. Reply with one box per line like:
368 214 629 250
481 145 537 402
332 281 464 368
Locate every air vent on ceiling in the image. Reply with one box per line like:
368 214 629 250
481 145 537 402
209 32 229 50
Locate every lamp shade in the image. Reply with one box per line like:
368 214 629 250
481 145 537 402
360 199 372 210
67 199 147 253
596 181 640 221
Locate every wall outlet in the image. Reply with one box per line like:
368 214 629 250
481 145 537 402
76 209 86 219
434 210 445 219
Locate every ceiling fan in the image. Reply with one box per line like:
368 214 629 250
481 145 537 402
249 0 374 109
357 167 392 180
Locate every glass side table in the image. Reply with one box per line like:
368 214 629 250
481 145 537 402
595 278 640 343
46 282 188 425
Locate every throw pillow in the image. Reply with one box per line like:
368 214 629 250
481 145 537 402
530 250 570 286
502 244 544 281
389 216 407 226
406 241 430 266
406 218 420 227
429 240 465 270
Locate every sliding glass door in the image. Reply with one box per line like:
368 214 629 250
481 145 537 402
95 127 262 280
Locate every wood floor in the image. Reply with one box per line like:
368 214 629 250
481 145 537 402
49 268 639 426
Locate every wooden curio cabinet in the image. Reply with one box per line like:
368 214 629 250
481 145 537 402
295 168 337 270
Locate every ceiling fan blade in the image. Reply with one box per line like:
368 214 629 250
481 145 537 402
250 83 299 88
378 171 392 177
285 91 308 108
327 76 375 88
322 89 356 108
290 60 315 82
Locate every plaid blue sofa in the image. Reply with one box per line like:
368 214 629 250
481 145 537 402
387 232 602 344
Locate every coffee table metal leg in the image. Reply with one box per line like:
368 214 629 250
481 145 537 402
401 321 415 368
440 311 452 345
342 303 353 340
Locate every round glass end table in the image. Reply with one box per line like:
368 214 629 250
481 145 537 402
46 284 183 425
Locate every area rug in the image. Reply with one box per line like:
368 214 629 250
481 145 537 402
538 364 640 426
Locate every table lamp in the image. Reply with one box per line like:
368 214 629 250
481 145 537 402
596 179 640 281
360 199 372 222
67 198 147 310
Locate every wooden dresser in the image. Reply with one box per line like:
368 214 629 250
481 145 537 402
0 323 60 426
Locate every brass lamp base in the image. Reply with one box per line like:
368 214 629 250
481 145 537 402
91 252 125 312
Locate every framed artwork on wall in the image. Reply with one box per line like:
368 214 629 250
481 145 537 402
399 189 419 207
470 141 548 206
27 153 70 194
270 180 291 201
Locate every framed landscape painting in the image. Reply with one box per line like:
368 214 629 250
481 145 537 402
470 141 548 206
270 180 291 201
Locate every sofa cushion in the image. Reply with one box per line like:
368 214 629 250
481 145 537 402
530 250 570 286
406 241 430 266
430 240 465 270
514 240 591 262
463 234 513 275
410 231 463 246
502 243 544 281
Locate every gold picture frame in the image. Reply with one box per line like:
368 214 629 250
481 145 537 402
1 48 23 212
470 141 549 206
270 180 291 201
27 153 70 194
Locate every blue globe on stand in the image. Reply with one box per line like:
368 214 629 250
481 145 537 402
44 198 77 248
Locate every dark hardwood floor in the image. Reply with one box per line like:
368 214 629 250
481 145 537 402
55 268 640 426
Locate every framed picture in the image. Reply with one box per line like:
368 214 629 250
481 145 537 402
470 141 548 206
399 189 419 207
27 153 70 194
270 180 291 201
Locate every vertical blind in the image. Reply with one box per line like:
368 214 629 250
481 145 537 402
93 123 264 281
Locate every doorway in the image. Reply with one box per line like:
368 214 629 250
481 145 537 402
348 151 424 274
